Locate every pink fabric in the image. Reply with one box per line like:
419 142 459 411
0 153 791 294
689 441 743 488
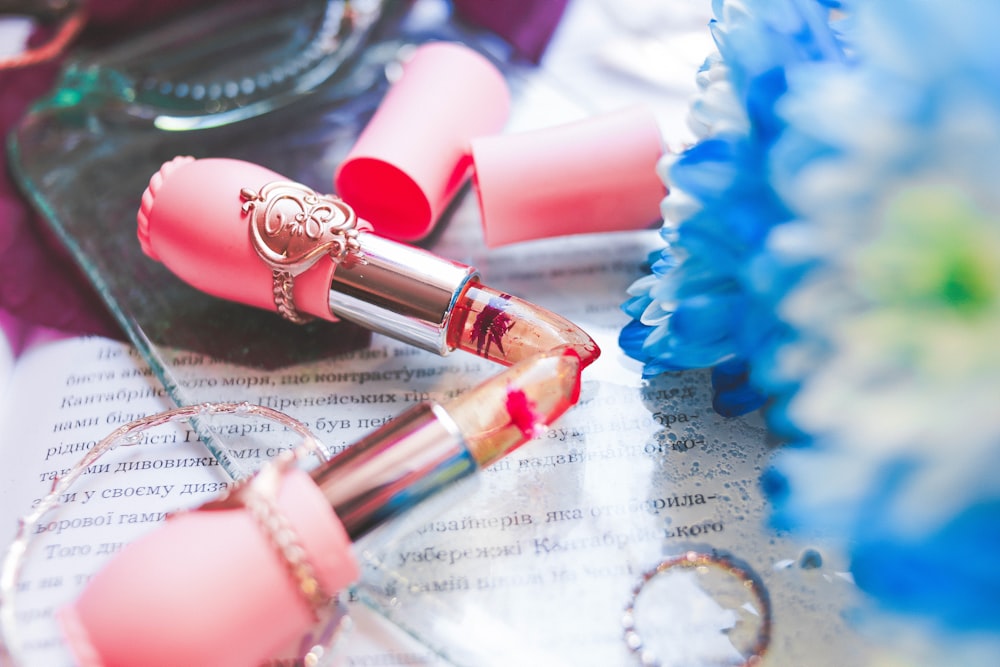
0 309 26 354
0 62 118 337
453 0 570 63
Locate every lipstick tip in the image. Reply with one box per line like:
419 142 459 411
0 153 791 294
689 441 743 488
576 339 601 369
448 283 602 369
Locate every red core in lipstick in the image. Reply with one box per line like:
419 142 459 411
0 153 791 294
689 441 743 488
138 157 601 366
447 346 583 467
505 387 542 439
471 292 516 358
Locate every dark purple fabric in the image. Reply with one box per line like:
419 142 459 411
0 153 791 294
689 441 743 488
453 0 570 63
0 1 204 340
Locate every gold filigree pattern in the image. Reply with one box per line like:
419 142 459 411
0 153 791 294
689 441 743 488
242 181 369 323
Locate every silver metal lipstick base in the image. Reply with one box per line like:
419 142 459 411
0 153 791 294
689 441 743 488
309 402 476 539
327 233 478 356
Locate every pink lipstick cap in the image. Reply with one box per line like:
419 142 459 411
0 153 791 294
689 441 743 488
59 469 359 667
138 156 342 322
470 105 666 247
334 41 510 242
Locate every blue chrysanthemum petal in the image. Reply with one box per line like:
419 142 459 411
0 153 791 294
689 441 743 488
851 502 1000 631
618 319 656 363
620 293 652 321
671 293 744 343
712 382 767 417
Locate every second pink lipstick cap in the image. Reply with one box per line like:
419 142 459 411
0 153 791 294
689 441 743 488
470 105 667 247
334 41 511 242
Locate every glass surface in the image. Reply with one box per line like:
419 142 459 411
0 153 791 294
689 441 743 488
8 2 879 665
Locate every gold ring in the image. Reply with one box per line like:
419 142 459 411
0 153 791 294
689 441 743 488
622 551 772 666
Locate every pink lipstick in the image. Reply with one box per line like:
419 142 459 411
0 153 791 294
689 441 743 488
138 156 599 367
60 347 583 667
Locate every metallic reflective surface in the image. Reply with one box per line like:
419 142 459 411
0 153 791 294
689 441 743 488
328 233 478 355
311 403 474 539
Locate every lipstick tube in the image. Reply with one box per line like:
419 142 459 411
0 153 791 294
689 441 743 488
314 400 477 539
59 347 583 667
323 232 476 355
139 156 599 366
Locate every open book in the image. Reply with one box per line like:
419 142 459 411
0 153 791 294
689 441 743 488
0 226 873 665
0 328 455 665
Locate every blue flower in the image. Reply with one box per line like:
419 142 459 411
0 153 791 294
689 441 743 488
619 0 845 417
759 0 1000 645
623 0 1000 651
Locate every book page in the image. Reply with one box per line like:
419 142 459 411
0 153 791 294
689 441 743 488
0 336 447 666
0 292 870 667
0 337 188 664
0 315 23 408
141 229 871 667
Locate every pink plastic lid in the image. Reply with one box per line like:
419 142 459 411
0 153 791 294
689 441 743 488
470 105 666 247
334 41 510 242
139 157 342 322
61 469 358 667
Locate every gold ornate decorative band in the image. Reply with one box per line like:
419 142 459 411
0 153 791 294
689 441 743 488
198 454 332 618
271 269 312 324
241 181 370 324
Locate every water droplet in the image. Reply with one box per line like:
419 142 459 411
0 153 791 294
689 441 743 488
798 548 823 570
